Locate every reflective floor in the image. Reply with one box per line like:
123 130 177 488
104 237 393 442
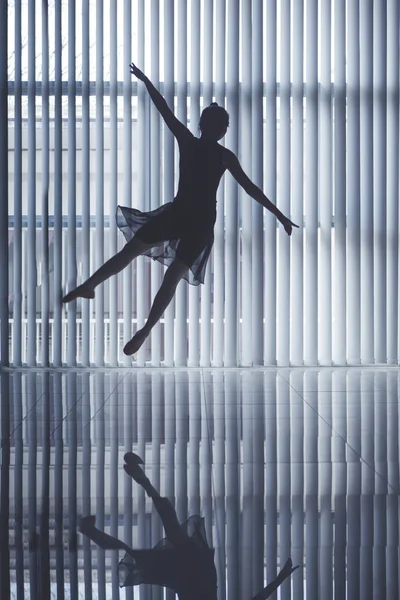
1 367 399 599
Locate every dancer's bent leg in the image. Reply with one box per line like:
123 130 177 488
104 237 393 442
124 453 189 546
62 236 156 303
123 258 189 355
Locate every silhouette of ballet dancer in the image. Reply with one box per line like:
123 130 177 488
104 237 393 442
62 62 299 355
79 452 299 600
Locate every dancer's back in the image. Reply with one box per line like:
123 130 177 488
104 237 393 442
174 136 226 218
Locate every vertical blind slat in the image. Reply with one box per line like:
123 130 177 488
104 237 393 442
333 0 347 364
82 375 93 599
164 374 176 600
68 374 79 599
151 376 163 600
373 0 387 364
252 374 265 593
162 0 175 367
109 0 119 367
318 372 333 598
41 0 50 367
373 373 388 587
27 0 36 366
212 0 226 367
95 374 106 600
225 374 240 598
122 0 133 366
136 0 147 366
14 375 24 599
240 0 252 367
291 371 304 600
386 0 399 364
175 0 188 367
109 373 119 597
319 0 333 365
67 0 77 366
251 0 264 365
361 370 374 599
346 371 362 598
332 371 347 597
304 0 318 365
277 0 290 366
95 1 105 366
189 0 201 366
53 373 65 598
264 0 277 366
346 0 361 364
241 373 254 599
27 373 38 595
224 0 239 367
213 371 226 600
277 379 291 593
150 0 162 365
386 372 399 596
290 0 304 366
81 0 91 367
53 0 63 367
123 376 134 600
13 0 22 367
360 0 374 364
199 0 213 367
264 370 277 585
304 372 318 596
0 0 8 368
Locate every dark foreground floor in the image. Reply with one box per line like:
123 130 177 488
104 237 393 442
1 367 399 599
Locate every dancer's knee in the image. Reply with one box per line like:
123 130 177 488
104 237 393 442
164 258 189 287
124 236 153 260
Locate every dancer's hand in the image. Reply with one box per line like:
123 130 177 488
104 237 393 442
281 216 299 236
130 62 147 81
276 557 299 584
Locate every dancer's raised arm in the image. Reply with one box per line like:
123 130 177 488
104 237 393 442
223 149 299 236
251 558 299 600
130 62 192 143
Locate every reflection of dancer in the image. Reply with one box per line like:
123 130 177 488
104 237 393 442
63 62 298 355
80 453 298 600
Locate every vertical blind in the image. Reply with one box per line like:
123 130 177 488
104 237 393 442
3 0 400 367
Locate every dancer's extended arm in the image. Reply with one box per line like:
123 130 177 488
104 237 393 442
224 149 299 236
251 558 299 600
130 62 191 143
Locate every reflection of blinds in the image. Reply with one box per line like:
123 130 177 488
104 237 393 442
3 0 400 367
0 0 8 365
5 369 400 597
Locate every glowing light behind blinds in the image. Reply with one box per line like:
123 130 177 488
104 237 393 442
3 0 400 367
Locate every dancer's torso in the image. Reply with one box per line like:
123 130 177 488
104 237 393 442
173 136 226 224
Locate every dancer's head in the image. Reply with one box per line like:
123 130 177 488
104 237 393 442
199 103 229 141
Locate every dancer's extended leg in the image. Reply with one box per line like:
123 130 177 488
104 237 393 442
124 453 189 546
79 515 133 554
62 236 156 303
123 258 189 355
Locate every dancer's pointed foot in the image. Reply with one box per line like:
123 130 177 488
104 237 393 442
124 451 144 465
62 284 95 303
123 463 148 485
79 515 96 534
123 329 148 355
123 453 149 487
